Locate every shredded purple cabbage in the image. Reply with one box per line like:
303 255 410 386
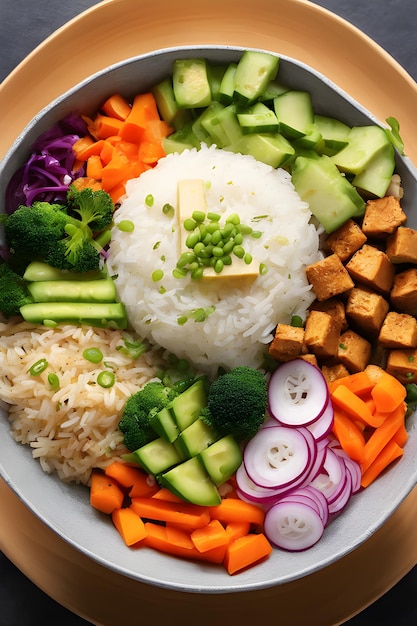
5 113 89 214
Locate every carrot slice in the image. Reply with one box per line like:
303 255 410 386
331 406 365 461
191 519 229 553
360 402 406 474
360 440 404 488
224 533 272 575
225 521 251 543
112 506 147 546
90 471 124 514
328 371 374 398
105 460 157 497
330 384 382 428
371 371 407 413
119 92 160 143
130 496 210 529
101 93 132 121
93 113 124 139
209 498 265 527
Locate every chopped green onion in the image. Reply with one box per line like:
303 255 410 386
29 358 48 376
83 347 103 363
152 269 164 282
291 315 304 328
47 372 60 391
97 371 116 388
259 263 268 276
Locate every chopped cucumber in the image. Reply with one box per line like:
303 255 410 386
207 63 227 101
273 90 314 139
233 50 279 104
225 132 294 168
330 124 391 174
314 114 351 155
149 406 179 443
27 277 117 303
175 418 217 458
163 122 201 154
291 154 366 233
237 102 279 134
133 437 183 475
23 261 106 282
160 456 221 506
353 142 396 197
152 77 193 129
172 58 212 108
168 378 207 431
19 302 128 329
218 62 237 105
198 435 243 486
258 78 290 102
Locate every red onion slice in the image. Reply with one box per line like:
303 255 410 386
306 400 334 441
243 425 317 490
328 470 353 515
264 500 325 551
310 447 347 503
268 359 330 427
235 464 284 505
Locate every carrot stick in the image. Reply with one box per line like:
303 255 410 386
101 93 132 121
328 371 374 398
89 471 124 514
191 519 229 553
100 140 115 165
130 496 211 529
224 533 273 575
151 487 186 503
143 522 226 564
360 402 406 474
73 136 105 161
105 460 158 497
392 422 409 448
331 406 365 461
93 113 124 140
360 440 404 488
225 521 251 543
330 384 382 428
371 371 407 413
209 498 265 527
112 506 147 546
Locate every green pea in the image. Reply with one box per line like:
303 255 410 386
212 246 224 258
183 217 197 231
226 213 240 225
202 232 212 245
97 371 116 388
194 242 206 257
234 232 243 245
233 245 245 259
222 223 235 238
191 267 204 280
28 358 48 376
118 220 135 232
251 230 263 239
83 347 103 363
185 231 201 249
152 269 164 282
222 255 232 265
210 229 222 245
223 240 235 255
145 194 154 207
177 251 196 268
162 203 175 218
259 263 268 276
159 286 166 294
238 223 253 235
214 259 224 273
206 222 220 234
244 252 253 265
192 210 206 223
48 372 60 391
291 315 304 328
177 315 188 325
172 268 188 279
207 212 221 221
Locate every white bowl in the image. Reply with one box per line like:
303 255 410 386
1 45 417 593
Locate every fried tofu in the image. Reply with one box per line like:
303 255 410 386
306 254 354 301
321 363 350 383
269 323 306 361
386 349 417 384
337 329 372 373
345 286 390 336
390 268 417 315
361 195 407 238
386 227 417 264
325 219 367 262
309 298 348 332
304 310 340 359
378 311 417 349
346 244 395 296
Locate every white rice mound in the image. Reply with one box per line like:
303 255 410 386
110 145 322 377
0 320 161 484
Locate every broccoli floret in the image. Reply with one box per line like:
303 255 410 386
119 381 179 452
0 263 34 317
66 185 114 232
201 366 268 443
4 187 114 273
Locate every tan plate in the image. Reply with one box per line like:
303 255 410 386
1 0 417 624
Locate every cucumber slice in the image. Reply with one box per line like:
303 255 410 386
162 122 201 154
198 435 242 486
225 132 294 168
172 58 212 109
152 77 193 129
133 437 183 475
19 302 127 329
160 456 221 506
291 154 366 233
218 62 237 105
258 79 290 102
314 114 351 155
352 142 396 198
237 102 279 134
273 90 314 139
207 63 227 101
175 418 217 458
330 125 391 175
27 277 117 303
149 406 179 443
233 50 279 104
168 378 207 431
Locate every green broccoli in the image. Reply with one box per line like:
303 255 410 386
201 366 268 443
0 263 34 317
119 381 180 452
4 187 115 273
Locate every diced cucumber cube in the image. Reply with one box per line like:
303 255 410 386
273 90 314 139
133 437 183 475
172 58 212 108
160 456 221 506
198 435 242 486
233 50 279 104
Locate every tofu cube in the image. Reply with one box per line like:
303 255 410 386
321 363 350 383
386 227 417 264
306 254 354 301
386 349 417 384
361 195 407 238
390 268 417 315
378 311 417 349
309 298 348 332
304 310 340 359
346 244 395 295
269 324 306 361
325 219 367 262
345 286 390 336
337 329 372 373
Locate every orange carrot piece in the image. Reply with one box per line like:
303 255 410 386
330 384 382 428
93 113 124 139
225 521 251 543
209 498 265 527
89 471 124 514
86 154 103 180
130 496 210 529
119 92 160 143
143 522 226 564
138 140 166 165
191 519 229 553
328 371 374 398
72 136 106 161
392 422 409 448
224 533 273 575
151 487 186 503
99 140 115 165
360 440 404 488
105 460 157 497
332 406 365 462
101 154 131 191
101 93 132 121
112 506 148 546
71 176 102 192
108 182 127 204
142 119 174 143
371 371 407 413
360 402 406 474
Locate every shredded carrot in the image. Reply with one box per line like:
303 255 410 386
112 506 147 546
89 471 124 514
224 533 273 575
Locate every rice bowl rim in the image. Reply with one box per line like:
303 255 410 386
0 45 416 593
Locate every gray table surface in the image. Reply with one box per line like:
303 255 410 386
1 1 417 624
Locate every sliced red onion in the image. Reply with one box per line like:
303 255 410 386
300 485 330 527
264 500 325 551
329 443 362 494
310 447 347 504
305 400 334 441
243 425 317 490
328 470 353 515
235 464 284 505
268 359 330 427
